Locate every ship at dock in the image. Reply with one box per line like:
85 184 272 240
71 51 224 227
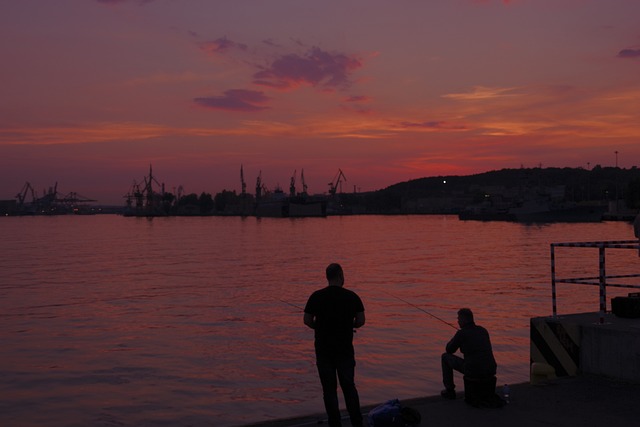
459 184 608 223
253 169 328 218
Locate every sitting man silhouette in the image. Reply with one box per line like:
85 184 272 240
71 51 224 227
440 308 497 400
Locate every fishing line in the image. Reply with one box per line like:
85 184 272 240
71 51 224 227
382 290 458 330
278 298 305 311
280 292 455 330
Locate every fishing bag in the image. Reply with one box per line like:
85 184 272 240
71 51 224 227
368 399 421 427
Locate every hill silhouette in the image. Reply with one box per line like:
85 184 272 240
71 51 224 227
336 166 640 215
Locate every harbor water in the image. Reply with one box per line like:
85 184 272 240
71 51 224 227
1 215 637 427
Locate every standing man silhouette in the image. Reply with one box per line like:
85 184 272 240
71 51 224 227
304 263 365 427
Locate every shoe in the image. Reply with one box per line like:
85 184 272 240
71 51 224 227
441 389 456 400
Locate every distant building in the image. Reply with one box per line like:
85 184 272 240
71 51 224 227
0 200 18 215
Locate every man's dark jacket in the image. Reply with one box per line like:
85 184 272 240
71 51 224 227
446 322 497 378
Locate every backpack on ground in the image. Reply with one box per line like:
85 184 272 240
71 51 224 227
368 399 421 427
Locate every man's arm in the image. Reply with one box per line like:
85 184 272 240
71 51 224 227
445 332 460 354
303 312 315 329
354 311 365 328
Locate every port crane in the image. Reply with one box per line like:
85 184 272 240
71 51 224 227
142 164 164 208
57 192 96 209
240 165 247 196
289 169 310 197
301 169 308 196
255 171 263 200
123 165 169 215
16 181 95 214
328 169 347 196
16 182 36 208
40 182 58 204
289 170 297 197
123 181 144 210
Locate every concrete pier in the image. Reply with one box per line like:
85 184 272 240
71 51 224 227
241 375 640 427
242 312 640 427
531 312 640 383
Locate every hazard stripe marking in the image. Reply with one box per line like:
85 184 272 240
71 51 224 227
530 318 581 377
530 321 568 377
546 321 580 369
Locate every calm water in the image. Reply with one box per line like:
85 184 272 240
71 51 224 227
1 215 637 426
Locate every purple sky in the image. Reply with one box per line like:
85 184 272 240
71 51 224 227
1 0 639 204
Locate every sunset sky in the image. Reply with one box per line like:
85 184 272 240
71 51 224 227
2 0 639 205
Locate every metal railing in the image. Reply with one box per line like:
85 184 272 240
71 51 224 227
550 239 640 320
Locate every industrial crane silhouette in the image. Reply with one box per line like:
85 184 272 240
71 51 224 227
240 165 247 196
328 169 347 196
15 181 95 214
301 169 308 196
289 170 297 197
16 182 36 208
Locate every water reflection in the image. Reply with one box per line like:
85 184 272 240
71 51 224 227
0 215 635 426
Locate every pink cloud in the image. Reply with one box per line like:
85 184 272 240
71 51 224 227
617 48 640 59
398 121 467 131
344 95 372 103
252 47 362 91
471 0 515 5
199 37 248 56
194 89 270 112
96 0 154 4
341 96 374 114
262 39 281 48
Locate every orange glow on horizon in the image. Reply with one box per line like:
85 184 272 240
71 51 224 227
1 1 640 203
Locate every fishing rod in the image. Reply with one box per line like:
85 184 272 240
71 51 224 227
382 290 458 330
279 298 305 311
280 293 455 330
